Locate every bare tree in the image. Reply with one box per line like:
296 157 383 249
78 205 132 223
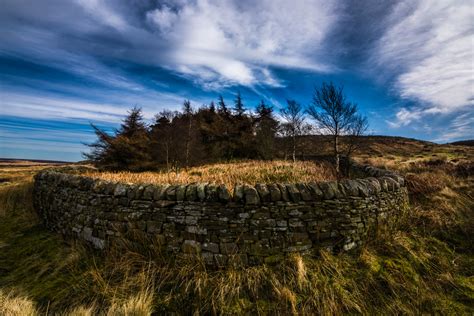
307 82 367 176
281 100 306 162
345 114 369 161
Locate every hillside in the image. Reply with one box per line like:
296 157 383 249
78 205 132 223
449 139 474 147
0 139 473 314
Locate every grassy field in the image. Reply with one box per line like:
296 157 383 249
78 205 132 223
84 160 336 191
0 140 473 315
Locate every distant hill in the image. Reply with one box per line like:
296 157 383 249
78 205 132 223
282 135 439 158
0 158 70 164
448 140 474 147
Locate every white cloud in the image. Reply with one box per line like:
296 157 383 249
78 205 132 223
374 0 474 113
386 107 423 128
434 112 474 142
146 0 339 87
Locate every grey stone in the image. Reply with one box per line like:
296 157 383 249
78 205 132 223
197 183 207 201
205 184 219 201
233 185 245 202
182 240 201 254
307 182 324 199
176 185 187 201
286 184 301 202
202 242 219 253
296 183 312 201
185 184 198 201
113 184 128 197
319 182 335 199
217 185 230 202
166 185 178 200
255 184 271 202
244 185 260 205
142 185 155 200
153 184 169 200
267 183 281 201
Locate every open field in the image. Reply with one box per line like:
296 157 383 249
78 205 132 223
0 139 473 314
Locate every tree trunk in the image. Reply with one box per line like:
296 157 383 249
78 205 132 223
334 134 340 178
292 134 296 162
185 116 192 168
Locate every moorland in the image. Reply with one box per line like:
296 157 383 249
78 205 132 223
0 136 473 315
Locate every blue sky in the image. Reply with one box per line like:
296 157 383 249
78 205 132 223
0 0 473 161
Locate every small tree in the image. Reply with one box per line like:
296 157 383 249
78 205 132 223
281 100 306 162
84 107 150 170
307 82 367 176
255 100 279 159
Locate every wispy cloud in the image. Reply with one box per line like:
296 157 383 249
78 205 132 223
79 0 340 88
373 0 474 113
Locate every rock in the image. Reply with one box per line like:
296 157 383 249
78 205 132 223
113 184 128 197
165 185 177 200
255 184 271 202
339 180 358 196
244 185 260 205
205 184 219 202
277 183 290 201
217 185 230 202
197 183 207 201
185 184 198 201
307 182 324 199
153 184 169 200
142 185 155 200
286 184 301 202
182 240 201 254
220 242 238 254
176 185 187 201
202 242 219 253
267 183 281 201
233 185 245 202
319 182 335 199
296 183 312 201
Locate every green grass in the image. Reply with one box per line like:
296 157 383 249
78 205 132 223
0 154 473 314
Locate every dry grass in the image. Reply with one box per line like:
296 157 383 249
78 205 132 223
0 290 37 316
84 160 336 191
0 152 473 315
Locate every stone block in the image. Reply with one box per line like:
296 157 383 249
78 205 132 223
176 185 187 201
217 184 230 202
185 184 198 201
244 185 260 205
267 183 281 201
182 240 201 254
255 183 271 202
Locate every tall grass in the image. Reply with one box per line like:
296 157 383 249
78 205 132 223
84 160 336 191
0 157 473 315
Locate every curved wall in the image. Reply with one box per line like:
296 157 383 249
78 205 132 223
33 164 408 266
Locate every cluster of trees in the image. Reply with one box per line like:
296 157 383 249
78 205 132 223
85 82 368 176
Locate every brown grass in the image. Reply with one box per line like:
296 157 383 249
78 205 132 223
0 152 473 315
84 160 336 191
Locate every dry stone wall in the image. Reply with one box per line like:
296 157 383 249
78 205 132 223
33 164 408 267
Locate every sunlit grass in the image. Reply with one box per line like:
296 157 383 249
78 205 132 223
84 160 336 191
0 149 473 314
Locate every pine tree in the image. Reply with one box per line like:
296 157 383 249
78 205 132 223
233 91 245 116
84 107 150 170
217 95 229 117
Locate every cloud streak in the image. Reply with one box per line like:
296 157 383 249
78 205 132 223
373 0 474 114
